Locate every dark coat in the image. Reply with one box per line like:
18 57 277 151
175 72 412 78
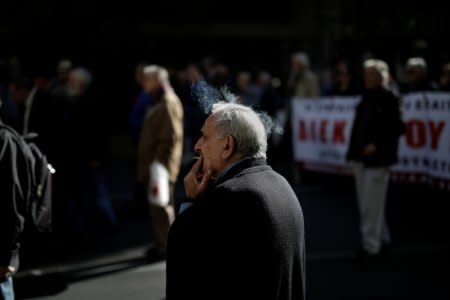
166 158 305 300
0 121 28 270
346 87 405 167
63 87 109 170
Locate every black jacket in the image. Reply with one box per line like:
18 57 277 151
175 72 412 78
63 87 109 170
346 87 405 167
0 120 28 269
166 159 305 300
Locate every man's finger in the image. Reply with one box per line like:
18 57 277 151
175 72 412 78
199 169 212 189
190 156 203 174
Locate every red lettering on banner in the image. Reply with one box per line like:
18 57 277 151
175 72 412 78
428 121 445 150
311 120 316 142
299 120 307 141
298 119 347 144
406 120 426 148
406 120 445 150
320 120 328 143
332 121 346 144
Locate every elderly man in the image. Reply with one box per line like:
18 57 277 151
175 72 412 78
287 52 319 99
138 65 184 258
347 59 405 259
166 102 305 300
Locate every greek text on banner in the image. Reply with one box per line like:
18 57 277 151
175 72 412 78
291 92 450 188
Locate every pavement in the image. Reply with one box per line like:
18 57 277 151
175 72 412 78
11 136 450 300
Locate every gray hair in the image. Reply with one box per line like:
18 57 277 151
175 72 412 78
292 52 310 68
57 59 72 73
143 65 171 89
364 59 390 88
406 57 427 71
211 102 267 159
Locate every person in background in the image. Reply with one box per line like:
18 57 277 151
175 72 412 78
166 102 305 300
326 60 361 96
129 62 152 143
285 52 319 185
7 77 57 158
210 64 230 88
401 57 437 93
256 71 282 117
439 63 450 91
287 52 319 99
137 65 183 259
33 66 54 92
0 60 16 128
62 68 117 237
183 64 207 164
347 59 405 259
49 59 72 98
235 71 253 105
200 56 217 82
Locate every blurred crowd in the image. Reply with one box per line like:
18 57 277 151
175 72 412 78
1 52 449 240
0 60 116 240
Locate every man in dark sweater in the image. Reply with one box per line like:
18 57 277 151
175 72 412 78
347 59 405 258
166 102 305 300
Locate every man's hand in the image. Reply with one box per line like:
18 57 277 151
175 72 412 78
363 144 376 156
0 266 15 279
184 156 212 199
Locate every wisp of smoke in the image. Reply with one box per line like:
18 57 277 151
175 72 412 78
191 80 222 114
258 111 284 136
191 81 284 136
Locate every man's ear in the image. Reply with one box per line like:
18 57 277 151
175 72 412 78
222 135 236 159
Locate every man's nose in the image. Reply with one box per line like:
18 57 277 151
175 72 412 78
194 139 202 154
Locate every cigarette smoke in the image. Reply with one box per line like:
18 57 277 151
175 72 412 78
191 81 284 137
191 80 222 114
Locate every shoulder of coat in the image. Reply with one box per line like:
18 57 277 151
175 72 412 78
164 91 183 111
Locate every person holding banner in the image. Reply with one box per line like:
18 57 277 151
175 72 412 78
137 65 184 259
347 59 405 259
401 57 437 93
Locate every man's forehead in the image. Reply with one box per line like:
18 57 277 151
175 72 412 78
203 115 216 130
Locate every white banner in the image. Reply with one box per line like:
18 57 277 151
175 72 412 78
291 92 450 186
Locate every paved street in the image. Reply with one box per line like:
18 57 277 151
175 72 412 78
26 263 167 300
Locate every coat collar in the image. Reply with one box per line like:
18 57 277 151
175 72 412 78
188 158 269 206
213 158 269 187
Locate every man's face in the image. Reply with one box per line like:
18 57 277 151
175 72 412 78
336 63 350 85
291 58 305 73
194 115 227 178
9 85 28 104
440 70 450 87
237 76 250 91
67 74 84 97
364 67 382 90
406 67 423 84
143 73 160 94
